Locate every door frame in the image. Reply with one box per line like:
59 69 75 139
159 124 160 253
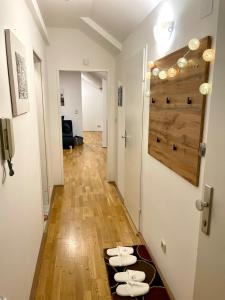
56 68 110 184
139 44 148 231
33 51 50 216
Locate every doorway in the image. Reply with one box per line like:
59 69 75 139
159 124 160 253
33 53 49 226
59 70 108 173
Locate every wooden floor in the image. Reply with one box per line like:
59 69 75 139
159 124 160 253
34 131 140 300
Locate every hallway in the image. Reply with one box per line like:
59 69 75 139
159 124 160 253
34 132 140 299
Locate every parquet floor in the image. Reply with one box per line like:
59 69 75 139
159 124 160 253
34 131 140 300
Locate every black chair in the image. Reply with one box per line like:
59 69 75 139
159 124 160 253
61 118 75 149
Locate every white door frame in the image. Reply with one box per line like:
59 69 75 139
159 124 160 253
139 44 148 231
33 51 50 214
56 68 110 184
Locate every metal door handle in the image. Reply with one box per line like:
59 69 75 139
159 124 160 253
195 200 209 211
122 131 127 147
195 185 213 235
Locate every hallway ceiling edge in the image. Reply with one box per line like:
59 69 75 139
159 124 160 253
36 0 162 48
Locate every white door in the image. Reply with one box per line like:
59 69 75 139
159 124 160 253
123 48 145 229
34 55 49 214
194 1 225 298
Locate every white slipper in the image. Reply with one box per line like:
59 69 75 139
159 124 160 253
116 281 149 297
109 255 137 267
107 246 134 256
114 269 145 283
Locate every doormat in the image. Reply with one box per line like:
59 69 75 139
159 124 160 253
103 245 171 299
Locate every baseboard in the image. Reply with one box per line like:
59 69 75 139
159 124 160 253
29 185 57 300
113 181 175 300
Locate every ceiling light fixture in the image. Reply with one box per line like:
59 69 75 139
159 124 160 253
153 2 175 53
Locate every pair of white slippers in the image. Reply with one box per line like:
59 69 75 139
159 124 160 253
107 246 150 297
108 246 137 267
115 269 150 297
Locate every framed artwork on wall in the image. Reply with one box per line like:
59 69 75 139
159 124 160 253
60 89 65 106
5 29 29 116
118 86 123 106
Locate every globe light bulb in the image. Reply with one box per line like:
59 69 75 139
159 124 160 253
152 67 160 77
159 70 168 80
148 60 155 69
202 49 215 62
188 38 200 50
167 67 177 78
177 57 188 68
199 83 212 95
146 71 151 80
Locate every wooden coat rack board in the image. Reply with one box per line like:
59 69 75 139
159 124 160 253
148 36 211 186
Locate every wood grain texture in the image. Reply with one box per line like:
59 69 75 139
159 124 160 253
33 132 140 300
149 36 211 185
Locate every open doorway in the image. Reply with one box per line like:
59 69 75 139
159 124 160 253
33 53 49 228
59 70 108 172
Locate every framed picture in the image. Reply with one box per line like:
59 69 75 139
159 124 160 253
5 29 29 116
118 86 123 107
60 89 65 106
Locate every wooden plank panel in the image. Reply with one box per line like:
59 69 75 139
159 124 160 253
148 36 211 185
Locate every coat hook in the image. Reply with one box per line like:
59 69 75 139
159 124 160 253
172 144 177 151
187 97 192 104
152 98 155 104
156 137 161 143
166 97 170 104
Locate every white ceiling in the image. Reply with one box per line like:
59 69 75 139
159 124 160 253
37 0 161 42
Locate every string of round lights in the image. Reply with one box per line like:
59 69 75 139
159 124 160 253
146 38 215 95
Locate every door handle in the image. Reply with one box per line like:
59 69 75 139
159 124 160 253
122 131 127 147
195 200 209 211
195 184 213 235
121 130 127 139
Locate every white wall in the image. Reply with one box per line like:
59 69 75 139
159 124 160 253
60 71 83 137
46 27 116 184
116 0 219 299
0 0 51 299
82 76 103 132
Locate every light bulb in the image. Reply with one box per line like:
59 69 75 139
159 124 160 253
167 67 177 78
159 70 167 80
152 68 160 77
146 71 151 80
188 38 200 50
199 83 212 95
177 57 188 68
148 60 155 69
202 49 215 62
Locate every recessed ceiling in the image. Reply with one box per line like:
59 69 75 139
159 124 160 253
37 0 162 42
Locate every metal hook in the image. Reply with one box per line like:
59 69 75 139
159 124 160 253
166 97 170 104
172 144 177 151
187 97 192 104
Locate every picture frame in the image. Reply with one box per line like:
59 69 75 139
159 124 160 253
118 86 123 107
60 89 65 106
5 29 29 116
